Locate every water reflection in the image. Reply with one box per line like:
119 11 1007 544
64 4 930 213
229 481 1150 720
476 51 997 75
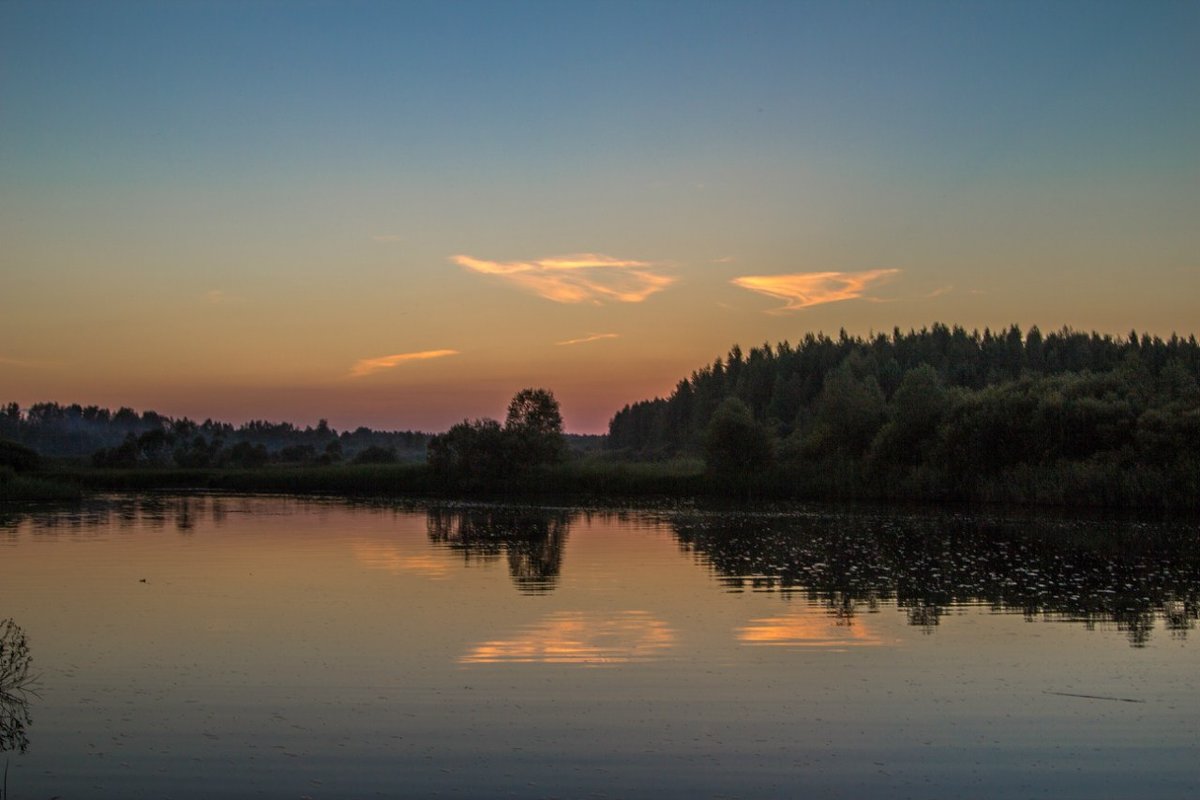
0 619 35 754
673 512 1200 647
461 611 675 665
4 497 1198 650
427 506 572 594
352 542 456 580
3 494 250 536
737 609 884 648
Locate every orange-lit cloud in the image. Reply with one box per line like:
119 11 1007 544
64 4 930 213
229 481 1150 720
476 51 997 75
732 269 900 312
737 610 884 648
351 541 453 580
349 349 459 378
461 610 675 665
452 253 675 304
556 333 620 346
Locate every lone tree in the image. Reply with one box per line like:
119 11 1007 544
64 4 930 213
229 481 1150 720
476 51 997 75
504 388 566 467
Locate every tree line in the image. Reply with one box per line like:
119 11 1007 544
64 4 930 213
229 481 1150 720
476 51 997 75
0 401 430 467
608 324 1200 507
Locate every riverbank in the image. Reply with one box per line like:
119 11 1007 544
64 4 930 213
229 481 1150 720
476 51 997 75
2 456 1192 513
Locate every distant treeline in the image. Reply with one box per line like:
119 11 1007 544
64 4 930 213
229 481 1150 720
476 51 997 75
0 400 604 472
0 402 430 467
608 324 1200 508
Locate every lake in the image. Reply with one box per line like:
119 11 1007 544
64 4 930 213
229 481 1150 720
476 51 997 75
2 495 1198 798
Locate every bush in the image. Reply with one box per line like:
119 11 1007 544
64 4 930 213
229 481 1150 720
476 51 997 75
0 440 40 472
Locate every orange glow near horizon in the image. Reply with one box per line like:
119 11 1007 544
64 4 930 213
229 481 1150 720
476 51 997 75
460 610 676 665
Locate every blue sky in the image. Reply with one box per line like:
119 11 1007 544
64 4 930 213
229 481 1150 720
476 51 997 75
2 0 1197 431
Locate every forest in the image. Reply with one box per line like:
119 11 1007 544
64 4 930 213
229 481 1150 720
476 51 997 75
608 324 1200 507
2 323 1198 509
0 402 432 467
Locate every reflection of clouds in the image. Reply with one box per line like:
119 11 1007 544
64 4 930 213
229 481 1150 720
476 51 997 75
351 541 454 580
452 253 675 304
461 611 675 665
732 269 900 312
737 609 883 648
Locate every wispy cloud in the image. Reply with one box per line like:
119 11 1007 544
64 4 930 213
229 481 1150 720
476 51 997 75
204 289 245 305
556 333 619 346
372 234 404 243
452 253 675 304
865 284 954 304
732 269 900 312
349 349 459 378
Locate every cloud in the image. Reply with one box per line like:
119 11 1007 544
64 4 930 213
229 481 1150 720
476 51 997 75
731 269 900 312
372 234 404 243
349 349 459 378
865 283 954 304
556 333 619 346
452 253 675 304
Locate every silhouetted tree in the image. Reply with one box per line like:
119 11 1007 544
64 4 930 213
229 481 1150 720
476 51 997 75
504 387 566 466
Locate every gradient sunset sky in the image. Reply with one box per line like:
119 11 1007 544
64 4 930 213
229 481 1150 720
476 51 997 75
2 1 1196 433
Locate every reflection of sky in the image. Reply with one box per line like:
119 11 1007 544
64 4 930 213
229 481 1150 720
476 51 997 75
461 611 675 666
351 540 456 580
738 609 884 649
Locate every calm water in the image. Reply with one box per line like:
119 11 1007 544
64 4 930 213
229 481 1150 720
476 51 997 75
2 495 1198 799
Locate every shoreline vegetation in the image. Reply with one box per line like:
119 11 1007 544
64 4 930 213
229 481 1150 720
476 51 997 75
3 324 1198 511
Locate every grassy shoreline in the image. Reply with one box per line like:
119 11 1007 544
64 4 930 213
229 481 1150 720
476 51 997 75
1 457 1190 513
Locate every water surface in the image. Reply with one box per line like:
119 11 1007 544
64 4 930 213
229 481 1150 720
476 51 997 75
2 496 1198 798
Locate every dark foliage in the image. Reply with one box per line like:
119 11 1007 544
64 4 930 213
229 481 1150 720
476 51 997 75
427 389 566 487
609 324 1200 508
352 445 398 464
0 440 40 473
1 401 430 466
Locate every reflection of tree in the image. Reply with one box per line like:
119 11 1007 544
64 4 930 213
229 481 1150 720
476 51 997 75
0 619 35 754
5 495 260 538
672 512 1200 647
427 507 572 593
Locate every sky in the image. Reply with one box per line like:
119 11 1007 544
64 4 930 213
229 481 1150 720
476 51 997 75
1 0 1197 433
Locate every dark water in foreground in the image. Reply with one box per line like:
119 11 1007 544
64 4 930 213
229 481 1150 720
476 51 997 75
2 496 1198 798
